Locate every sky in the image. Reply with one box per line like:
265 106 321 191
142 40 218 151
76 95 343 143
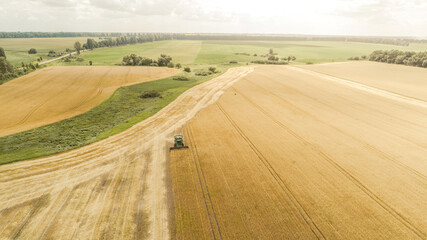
0 0 426 37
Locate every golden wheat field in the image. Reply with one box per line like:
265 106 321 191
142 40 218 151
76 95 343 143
0 67 253 240
171 64 427 239
0 66 180 137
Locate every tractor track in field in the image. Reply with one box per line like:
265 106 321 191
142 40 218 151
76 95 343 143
229 84 425 239
241 79 427 182
66 68 113 113
186 126 223 240
216 102 326 240
14 68 94 127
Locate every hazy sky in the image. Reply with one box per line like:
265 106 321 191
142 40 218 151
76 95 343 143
0 0 426 36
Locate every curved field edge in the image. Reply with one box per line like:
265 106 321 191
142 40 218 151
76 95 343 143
0 68 225 165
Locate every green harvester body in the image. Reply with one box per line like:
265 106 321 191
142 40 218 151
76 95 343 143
170 135 189 150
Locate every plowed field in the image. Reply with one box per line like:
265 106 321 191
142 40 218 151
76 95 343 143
0 66 180 137
171 64 427 239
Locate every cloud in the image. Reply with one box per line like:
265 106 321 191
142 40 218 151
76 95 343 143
0 0 426 36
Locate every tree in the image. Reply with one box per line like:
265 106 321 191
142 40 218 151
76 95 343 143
0 57 13 74
86 39 97 50
29 63 36 70
89 60 93 66
0 47 6 59
28 48 37 54
74 41 82 54
157 54 172 66
140 57 153 66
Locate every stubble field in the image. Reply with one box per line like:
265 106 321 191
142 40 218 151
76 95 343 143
0 66 179 137
171 63 427 239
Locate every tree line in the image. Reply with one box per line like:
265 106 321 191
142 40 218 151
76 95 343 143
0 32 131 38
369 50 427 68
2 32 425 46
122 53 177 68
77 34 175 51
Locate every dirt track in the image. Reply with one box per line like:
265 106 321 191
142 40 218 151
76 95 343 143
0 66 180 137
0 66 254 239
171 64 427 239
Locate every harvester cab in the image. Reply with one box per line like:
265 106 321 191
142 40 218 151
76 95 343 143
170 135 189 150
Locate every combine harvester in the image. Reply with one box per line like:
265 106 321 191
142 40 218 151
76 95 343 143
170 135 189 150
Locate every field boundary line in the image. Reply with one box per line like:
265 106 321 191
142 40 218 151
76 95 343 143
216 102 325 240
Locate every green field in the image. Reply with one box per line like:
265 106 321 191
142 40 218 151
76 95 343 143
0 37 88 65
49 40 427 67
195 40 427 64
52 40 202 66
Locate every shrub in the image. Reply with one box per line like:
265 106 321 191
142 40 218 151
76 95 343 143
268 55 279 61
208 67 216 73
183 67 191 72
173 76 189 81
175 63 182 69
48 50 56 57
195 71 212 76
140 57 153 66
63 57 71 62
139 90 161 98
167 62 174 68
28 48 37 54
89 60 93 66
251 60 288 65
76 57 84 62
150 63 158 66
229 61 238 64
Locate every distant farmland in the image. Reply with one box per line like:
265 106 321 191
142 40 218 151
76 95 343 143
38 40 427 66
